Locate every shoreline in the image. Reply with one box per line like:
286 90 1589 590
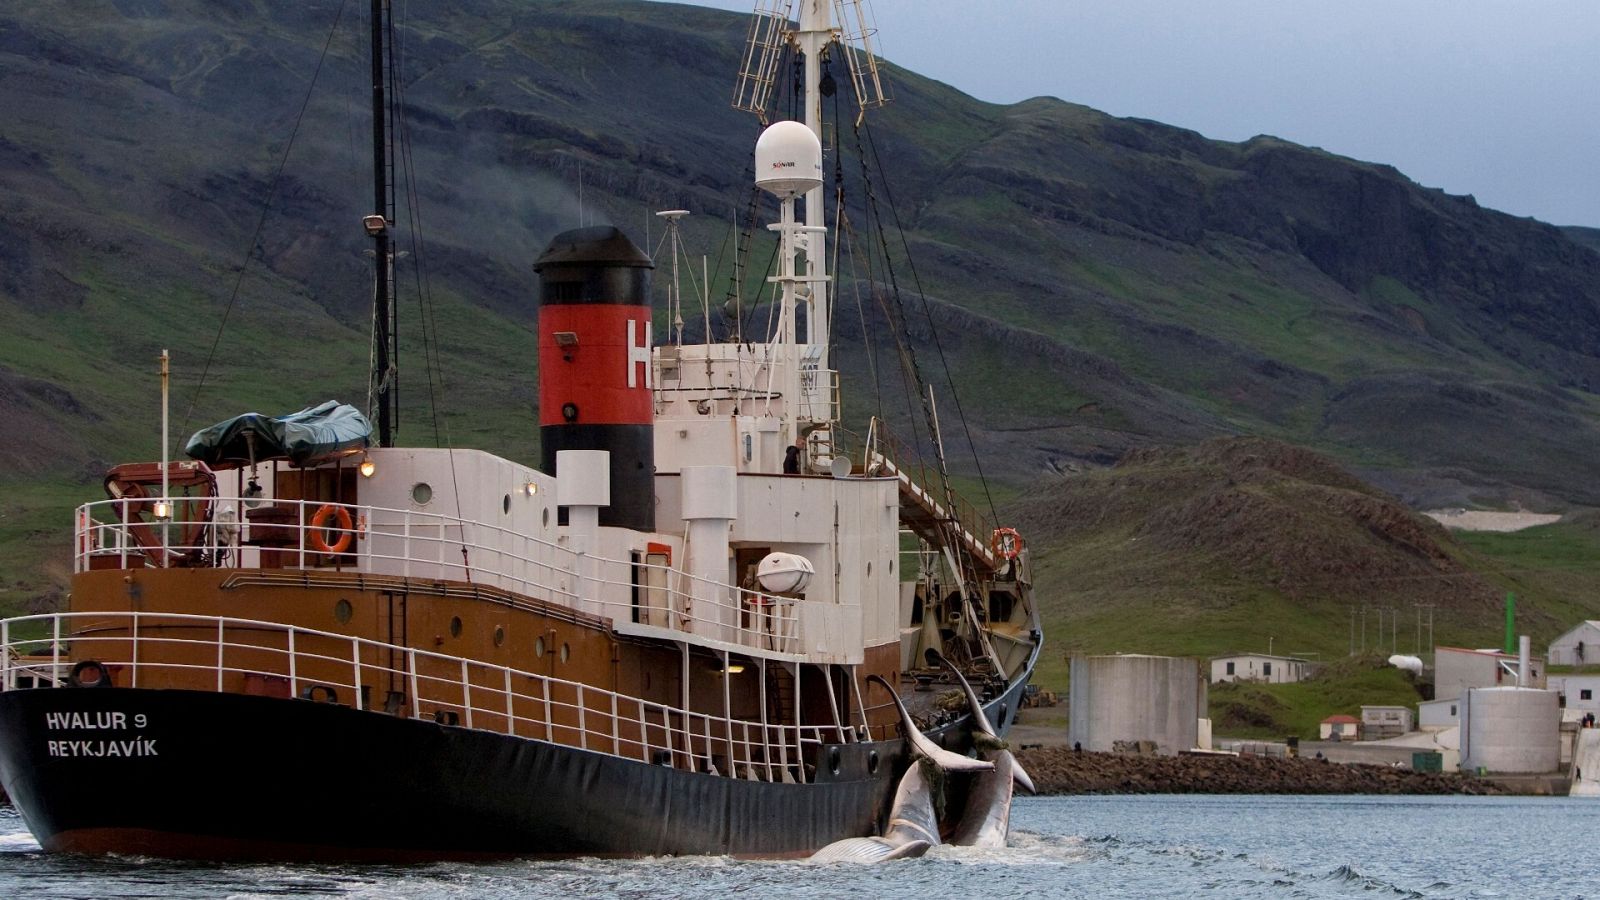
1014 747 1512 796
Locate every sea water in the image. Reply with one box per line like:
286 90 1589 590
0 794 1592 898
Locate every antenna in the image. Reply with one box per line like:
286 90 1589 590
656 210 690 344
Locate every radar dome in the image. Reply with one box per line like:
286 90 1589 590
755 121 822 198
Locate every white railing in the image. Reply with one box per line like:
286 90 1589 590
72 499 802 656
0 612 851 783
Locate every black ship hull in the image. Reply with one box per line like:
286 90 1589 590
0 676 1031 861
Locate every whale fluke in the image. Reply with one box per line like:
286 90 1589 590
867 674 993 774
928 649 1037 794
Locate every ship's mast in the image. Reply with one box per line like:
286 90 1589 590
366 0 397 447
794 1 831 364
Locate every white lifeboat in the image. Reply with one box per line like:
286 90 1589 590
756 552 814 595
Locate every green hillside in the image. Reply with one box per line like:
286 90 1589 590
3 0 1600 643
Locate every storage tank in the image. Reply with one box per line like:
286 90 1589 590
534 226 655 531
1460 686 1559 774
1067 654 1205 756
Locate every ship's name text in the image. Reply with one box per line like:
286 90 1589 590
46 738 158 758
42 711 158 757
43 711 146 730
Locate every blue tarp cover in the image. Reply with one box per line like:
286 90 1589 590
184 401 372 467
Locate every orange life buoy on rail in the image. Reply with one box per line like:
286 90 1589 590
991 527 1023 561
308 504 354 554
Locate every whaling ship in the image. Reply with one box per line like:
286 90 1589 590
0 0 1041 859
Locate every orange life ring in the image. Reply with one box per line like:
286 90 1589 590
991 527 1023 560
309 504 354 554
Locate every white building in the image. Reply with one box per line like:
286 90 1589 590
1434 646 1544 702
1210 654 1311 684
1549 675 1600 715
1319 714 1360 740
1548 622 1600 667
1361 705 1414 739
1419 697 1461 730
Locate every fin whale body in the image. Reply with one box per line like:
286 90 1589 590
928 650 1036 849
809 676 992 863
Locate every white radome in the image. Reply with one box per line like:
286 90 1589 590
756 551 815 595
754 120 822 198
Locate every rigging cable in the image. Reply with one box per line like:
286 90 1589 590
860 119 1000 525
178 0 351 440
390 0 472 579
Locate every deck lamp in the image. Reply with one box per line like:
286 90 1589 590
152 500 171 520
359 455 376 478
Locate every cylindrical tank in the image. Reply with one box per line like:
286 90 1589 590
1067 655 1204 756
534 226 655 531
1460 687 1559 774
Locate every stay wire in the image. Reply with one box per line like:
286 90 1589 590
861 120 999 525
391 0 471 578
179 0 350 440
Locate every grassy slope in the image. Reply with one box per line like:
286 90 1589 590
1012 440 1600 736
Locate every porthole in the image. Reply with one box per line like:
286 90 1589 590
1000 704 1010 727
866 562 872 576
542 508 550 528
535 636 546 658
411 482 433 505
449 616 462 638
334 598 352 624
889 560 894 574
560 642 571 663
828 746 842 776
493 625 505 647
502 494 511 514
867 750 880 774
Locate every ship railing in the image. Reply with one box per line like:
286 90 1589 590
862 417 998 572
0 611 873 783
72 499 803 657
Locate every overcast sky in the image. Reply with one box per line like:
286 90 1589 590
662 0 1600 227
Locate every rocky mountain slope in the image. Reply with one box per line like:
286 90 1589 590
4 0 1600 507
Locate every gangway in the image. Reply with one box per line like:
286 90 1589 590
864 420 1001 576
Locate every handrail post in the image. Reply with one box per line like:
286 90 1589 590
297 502 307 569
504 667 514 737
408 647 421 719
287 629 298 699
215 616 225 692
1 619 9 691
611 692 619 756
460 658 473 729
352 637 364 710
51 615 61 687
131 612 140 689
577 683 588 750
542 677 552 741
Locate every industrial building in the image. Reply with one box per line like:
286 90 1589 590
1548 675 1600 716
1434 646 1544 702
1209 653 1311 684
1068 654 1206 756
1361 705 1414 739
1548 621 1600 667
1418 697 1461 730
